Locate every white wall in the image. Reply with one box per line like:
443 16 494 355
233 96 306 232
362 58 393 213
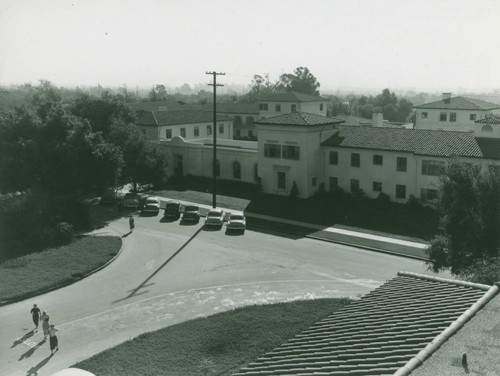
158 120 233 141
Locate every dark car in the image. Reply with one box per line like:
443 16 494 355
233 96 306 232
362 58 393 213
163 200 181 219
121 193 140 210
182 205 200 222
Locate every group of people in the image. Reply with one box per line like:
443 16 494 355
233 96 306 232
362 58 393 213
30 303 59 355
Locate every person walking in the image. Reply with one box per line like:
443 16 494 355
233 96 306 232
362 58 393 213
42 316 50 340
129 216 135 232
48 325 59 355
30 304 41 331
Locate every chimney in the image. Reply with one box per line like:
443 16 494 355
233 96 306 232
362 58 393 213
372 113 384 127
442 92 452 104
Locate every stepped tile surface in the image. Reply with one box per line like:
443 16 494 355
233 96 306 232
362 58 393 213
233 272 493 376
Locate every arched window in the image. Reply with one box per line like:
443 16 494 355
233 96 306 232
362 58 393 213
482 124 493 132
233 160 241 179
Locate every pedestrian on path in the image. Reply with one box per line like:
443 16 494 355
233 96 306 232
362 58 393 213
48 325 58 355
129 216 135 232
42 316 50 340
30 304 41 331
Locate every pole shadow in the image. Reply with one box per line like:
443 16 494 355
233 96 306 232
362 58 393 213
25 354 53 376
12 329 36 348
19 338 46 361
122 231 133 238
112 227 203 304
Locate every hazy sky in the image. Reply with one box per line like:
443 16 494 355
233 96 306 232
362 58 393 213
1 0 499 93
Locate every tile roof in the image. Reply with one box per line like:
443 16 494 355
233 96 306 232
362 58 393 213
257 91 327 103
475 137 500 160
475 115 500 124
233 272 497 376
414 97 500 110
321 126 484 158
216 103 259 114
136 109 232 126
255 112 344 127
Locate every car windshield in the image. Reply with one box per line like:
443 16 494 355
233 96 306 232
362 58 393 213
208 210 222 217
231 215 244 220
185 206 198 211
146 198 158 203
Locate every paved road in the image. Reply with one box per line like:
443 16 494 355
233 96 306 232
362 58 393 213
0 213 443 376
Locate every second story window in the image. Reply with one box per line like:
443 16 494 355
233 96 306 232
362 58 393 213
329 151 338 165
320 103 324 111
282 145 300 160
421 112 428 119
397 157 407 172
194 127 199 137
373 155 383 165
470 114 477 121
440 112 447 121
180 128 186 138
219 124 224 134
259 103 268 111
291 104 297 112
422 160 445 176
275 104 281 112
166 129 172 139
450 112 457 122
207 125 212 135
264 144 281 158
351 153 360 168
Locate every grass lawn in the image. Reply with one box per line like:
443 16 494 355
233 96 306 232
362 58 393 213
0 235 121 303
74 298 350 376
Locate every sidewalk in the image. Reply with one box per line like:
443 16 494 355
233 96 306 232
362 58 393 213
152 190 430 261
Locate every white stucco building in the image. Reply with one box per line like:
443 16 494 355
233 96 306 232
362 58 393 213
257 91 328 119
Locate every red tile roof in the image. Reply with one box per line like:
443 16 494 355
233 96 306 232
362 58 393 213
414 97 500 110
321 126 484 158
475 115 500 124
257 91 327 103
256 112 343 127
233 272 497 376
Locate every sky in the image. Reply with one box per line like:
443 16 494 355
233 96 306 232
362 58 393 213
0 0 499 94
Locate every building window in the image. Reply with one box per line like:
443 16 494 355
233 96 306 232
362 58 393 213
291 104 297 112
449 112 457 122
373 182 382 192
320 103 324 111
396 184 406 199
259 103 268 111
282 145 300 160
440 112 447 121
233 161 241 179
421 188 438 202
470 114 477 121
329 151 338 165
247 116 254 126
235 129 241 137
248 130 254 139
422 160 445 176
277 171 286 190
234 116 242 126
373 155 383 165
275 104 281 112
350 179 360 192
194 126 199 137
218 124 224 134
421 112 428 119
166 129 172 139
180 128 186 138
482 124 493 132
329 177 338 191
207 125 212 135
264 144 281 158
312 177 317 187
396 157 407 172
351 153 360 168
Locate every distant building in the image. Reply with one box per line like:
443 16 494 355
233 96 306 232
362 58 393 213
414 93 500 137
256 91 328 119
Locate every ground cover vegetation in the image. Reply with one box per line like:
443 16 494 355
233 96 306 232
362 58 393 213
427 161 500 284
0 235 121 303
74 298 350 376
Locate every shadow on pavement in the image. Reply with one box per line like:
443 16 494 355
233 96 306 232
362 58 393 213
19 338 46 361
26 354 53 376
12 329 35 348
112 227 203 304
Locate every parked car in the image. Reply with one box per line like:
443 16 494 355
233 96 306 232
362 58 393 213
226 212 246 232
142 196 160 215
163 200 181 219
100 188 119 206
182 205 200 222
205 208 225 227
121 193 140 210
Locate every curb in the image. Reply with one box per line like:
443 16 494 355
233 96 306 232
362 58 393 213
0 234 124 307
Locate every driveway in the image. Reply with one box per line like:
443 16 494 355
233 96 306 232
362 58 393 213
0 213 441 376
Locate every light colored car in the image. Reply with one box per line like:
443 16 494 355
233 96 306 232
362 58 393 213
205 208 225 227
182 205 200 222
141 196 160 215
226 213 246 232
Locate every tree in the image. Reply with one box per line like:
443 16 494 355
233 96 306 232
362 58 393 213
148 84 169 101
277 67 320 96
427 161 500 280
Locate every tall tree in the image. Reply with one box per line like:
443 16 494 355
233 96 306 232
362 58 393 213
277 67 320 96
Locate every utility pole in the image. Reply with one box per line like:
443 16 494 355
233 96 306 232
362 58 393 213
206 71 225 208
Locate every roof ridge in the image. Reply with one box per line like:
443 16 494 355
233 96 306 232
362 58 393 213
397 271 491 290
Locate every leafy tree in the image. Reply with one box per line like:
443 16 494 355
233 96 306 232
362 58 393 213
277 67 320 96
427 161 500 280
148 84 169 101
